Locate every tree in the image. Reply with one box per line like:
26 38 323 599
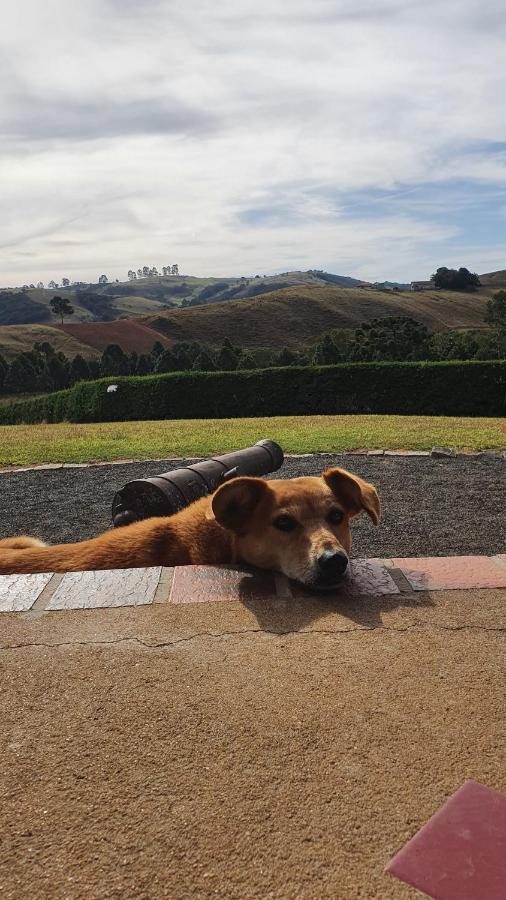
45 354 69 391
127 270 137 281
98 274 109 285
171 345 192 370
432 267 481 292
128 351 138 374
151 341 164 359
62 277 70 287
352 316 430 361
100 344 130 376
88 359 101 380
50 295 75 325
186 341 205 364
69 354 90 385
276 347 298 366
485 290 506 327
192 350 216 371
0 353 7 390
155 348 178 373
135 353 153 376
237 352 256 370
312 334 341 365
171 264 179 275
48 280 58 289
137 269 143 278
142 266 150 277
216 339 238 370
3 356 38 393
37 282 44 289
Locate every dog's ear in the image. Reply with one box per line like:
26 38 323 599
323 467 380 525
211 477 270 533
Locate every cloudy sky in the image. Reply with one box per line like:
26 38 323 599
1 0 506 286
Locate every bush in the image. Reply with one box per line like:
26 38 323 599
0 360 504 424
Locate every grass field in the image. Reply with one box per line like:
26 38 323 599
0 415 504 466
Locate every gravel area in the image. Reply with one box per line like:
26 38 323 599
0 454 504 558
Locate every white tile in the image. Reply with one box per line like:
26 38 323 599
0 572 54 612
46 567 162 610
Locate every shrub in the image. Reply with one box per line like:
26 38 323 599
0 360 504 424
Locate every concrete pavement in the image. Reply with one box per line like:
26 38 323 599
1 579 505 899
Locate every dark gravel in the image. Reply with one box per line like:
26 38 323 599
0 454 504 558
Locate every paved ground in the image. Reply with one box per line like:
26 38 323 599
1 454 505 897
1 454 505 556
1 585 505 899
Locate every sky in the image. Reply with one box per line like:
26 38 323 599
1 0 506 286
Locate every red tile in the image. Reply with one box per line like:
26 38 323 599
391 556 506 591
169 565 277 604
386 781 506 900
291 558 399 600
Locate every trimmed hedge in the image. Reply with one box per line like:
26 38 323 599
0 361 504 424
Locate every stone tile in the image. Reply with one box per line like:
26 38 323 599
386 781 506 900
292 559 400 601
431 446 455 458
0 572 54 612
46 567 162 610
384 450 430 456
392 555 506 591
153 567 175 603
169 565 277 605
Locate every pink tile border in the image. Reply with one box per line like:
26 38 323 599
386 781 506 899
391 556 506 591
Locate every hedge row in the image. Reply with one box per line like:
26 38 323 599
0 361 504 424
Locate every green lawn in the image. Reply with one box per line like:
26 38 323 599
0 415 504 466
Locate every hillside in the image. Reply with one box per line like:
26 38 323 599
143 285 490 349
478 270 506 288
0 324 102 361
57 321 172 354
0 283 493 359
0 270 363 326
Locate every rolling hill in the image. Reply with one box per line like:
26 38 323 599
57 321 172 354
0 324 102 361
0 270 499 360
142 285 490 349
0 270 364 327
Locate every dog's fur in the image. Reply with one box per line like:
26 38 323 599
0 467 380 588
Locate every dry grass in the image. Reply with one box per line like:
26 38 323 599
144 285 491 349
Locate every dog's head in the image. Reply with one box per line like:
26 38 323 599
211 467 380 590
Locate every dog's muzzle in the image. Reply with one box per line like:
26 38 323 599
313 549 349 588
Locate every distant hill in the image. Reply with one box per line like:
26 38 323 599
479 270 506 288
0 324 102 361
0 276 495 360
0 270 364 326
143 284 490 350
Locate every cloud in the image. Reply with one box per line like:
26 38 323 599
0 0 506 285
3 93 218 142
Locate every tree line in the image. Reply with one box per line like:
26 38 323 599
1 295 505 396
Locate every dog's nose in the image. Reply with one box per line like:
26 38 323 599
317 549 349 579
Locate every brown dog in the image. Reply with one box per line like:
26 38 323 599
0 467 380 589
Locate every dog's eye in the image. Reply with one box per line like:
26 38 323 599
272 514 298 532
327 509 344 525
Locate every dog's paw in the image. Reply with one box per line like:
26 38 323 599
0 536 48 550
